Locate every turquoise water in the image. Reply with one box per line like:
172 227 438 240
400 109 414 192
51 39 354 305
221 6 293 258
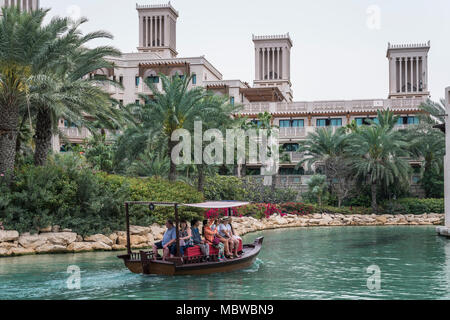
1 226 450 300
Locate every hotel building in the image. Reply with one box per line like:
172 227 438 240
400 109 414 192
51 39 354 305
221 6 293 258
1 1 431 194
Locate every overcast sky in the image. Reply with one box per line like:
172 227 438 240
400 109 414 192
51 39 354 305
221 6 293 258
41 0 449 101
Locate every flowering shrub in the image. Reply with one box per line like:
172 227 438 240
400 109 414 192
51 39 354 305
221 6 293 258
279 203 314 216
204 207 241 219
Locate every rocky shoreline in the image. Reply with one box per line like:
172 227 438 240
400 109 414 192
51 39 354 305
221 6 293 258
0 213 445 257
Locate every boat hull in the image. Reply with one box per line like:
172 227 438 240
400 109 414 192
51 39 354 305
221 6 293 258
119 237 264 276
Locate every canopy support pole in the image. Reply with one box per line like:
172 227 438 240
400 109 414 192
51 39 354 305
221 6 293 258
174 204 181 257
125 203 131 255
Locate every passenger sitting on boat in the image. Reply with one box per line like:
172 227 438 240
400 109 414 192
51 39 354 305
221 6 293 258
217 217 236 258
226 217 241 256
204 218 225 261
191 219 209 257
180 219 193 254
152 219 177 261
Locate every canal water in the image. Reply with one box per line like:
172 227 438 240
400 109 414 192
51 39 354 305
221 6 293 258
1 226 449 300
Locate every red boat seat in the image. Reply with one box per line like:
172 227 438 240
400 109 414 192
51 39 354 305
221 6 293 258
184 239 243 257
184 245 202 257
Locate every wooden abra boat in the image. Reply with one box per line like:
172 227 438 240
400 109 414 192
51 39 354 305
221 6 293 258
118 201 264 276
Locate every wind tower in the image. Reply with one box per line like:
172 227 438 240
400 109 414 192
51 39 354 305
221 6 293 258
253 33 293 102
387 41 431 99
0 0 39 15
137 2 179 58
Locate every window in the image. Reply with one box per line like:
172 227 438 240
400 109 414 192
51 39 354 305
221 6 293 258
280 119 304 128
119 76 123 85
135 76 140 87
279 167 305 175
317 118 342 127
355 117 378 126
330 118 342 127
279 120 290 128
408 116 419 125
147 76 159 83
251 120 263 128
292 119 304 127
64 120 76 128
282 143 300 152
192 74 197 85
230 97 235 106
397 116 419 125
316 119 327 127
119 100 124 106
135 100 140 105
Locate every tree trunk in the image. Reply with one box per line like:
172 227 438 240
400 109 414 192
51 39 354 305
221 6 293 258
168 138 177 182
0 103 19 179
371 182 378 213
197 163 205 192
34 107 53 166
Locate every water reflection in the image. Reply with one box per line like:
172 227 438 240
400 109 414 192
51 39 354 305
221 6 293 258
0 226 449 300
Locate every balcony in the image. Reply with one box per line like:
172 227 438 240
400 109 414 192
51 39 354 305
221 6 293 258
241 97 425 115
279 127 306 138
59 127 116 143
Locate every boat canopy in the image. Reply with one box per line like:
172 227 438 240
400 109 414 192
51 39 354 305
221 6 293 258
182 201 250 209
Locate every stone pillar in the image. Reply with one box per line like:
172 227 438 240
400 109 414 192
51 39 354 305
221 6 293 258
399 57 403 93
282 47 288 80
150 16 153 47
139 15 144 47
255 48 260 81
445 86 450 228
416 57 419 92
159 16 162 46
143 17 147 48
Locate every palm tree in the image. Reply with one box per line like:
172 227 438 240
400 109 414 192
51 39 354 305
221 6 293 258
29 18 122 166
185 94 241 191
119 74 222 182
347 110 411 212
0 7 69 177
296 126 348 175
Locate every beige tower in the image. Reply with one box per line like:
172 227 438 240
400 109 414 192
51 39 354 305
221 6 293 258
387 41 430 99
137 2 178 58
0 0 39 14
253 34 293 102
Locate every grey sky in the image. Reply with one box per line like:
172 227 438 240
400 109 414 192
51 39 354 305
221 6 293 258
42 0 449 101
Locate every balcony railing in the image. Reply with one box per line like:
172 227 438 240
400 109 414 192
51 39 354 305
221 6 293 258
241 98 425 114
279 127 306 138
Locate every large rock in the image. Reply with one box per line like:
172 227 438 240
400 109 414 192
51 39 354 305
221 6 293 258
0 230 19 242
0 248 10 256
18 234 46 249
10 247 35 256
375 216 387 224
39 226 52 233
35 244 67 253
130 235 148 245
150 224 165 237
0 242 18 249
91 242 112 251
39 232 77 246
67 241 111 253
112 244 127 251
108 233 118 244
130 226 152 236
84 234 113 246
67 242 94 253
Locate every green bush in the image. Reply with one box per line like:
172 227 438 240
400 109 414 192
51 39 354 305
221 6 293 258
204 175 298 204
203 175 244 201
382 198 444 215
0 154 204 236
